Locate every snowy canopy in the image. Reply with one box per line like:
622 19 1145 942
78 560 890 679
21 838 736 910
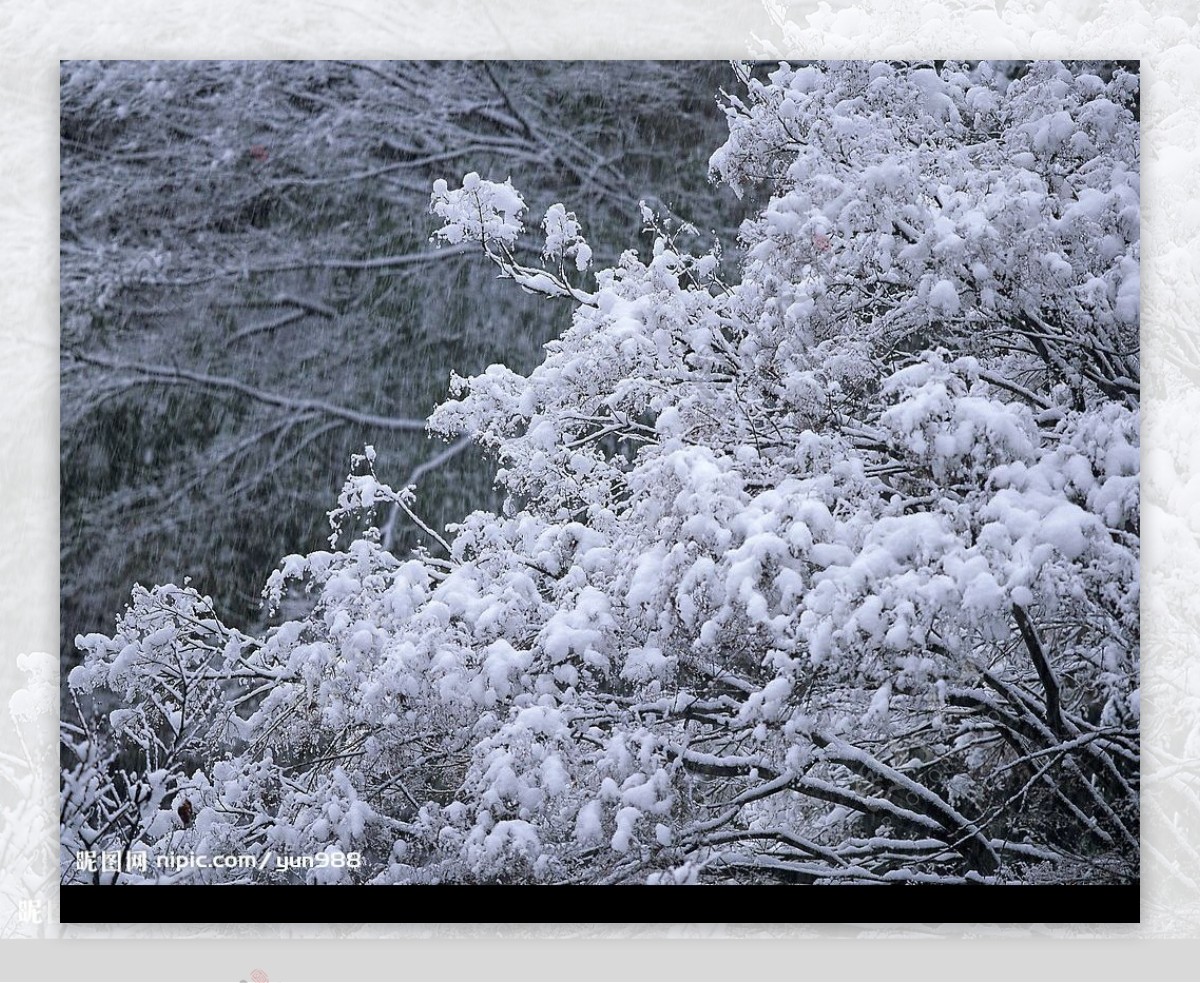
64 60 1139 888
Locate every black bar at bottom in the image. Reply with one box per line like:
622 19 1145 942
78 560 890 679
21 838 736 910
60 883 1138 925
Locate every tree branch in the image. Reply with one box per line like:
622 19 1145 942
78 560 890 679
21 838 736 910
67 349 429 433
1011 603 1067 738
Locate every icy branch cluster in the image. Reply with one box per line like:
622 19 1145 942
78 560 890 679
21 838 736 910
63 61 1139 887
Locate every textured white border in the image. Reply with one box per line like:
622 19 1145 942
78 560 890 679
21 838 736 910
3 0 1198 976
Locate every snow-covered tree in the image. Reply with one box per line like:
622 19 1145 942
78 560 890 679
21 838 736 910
62 60 1138 887
60 60 741 659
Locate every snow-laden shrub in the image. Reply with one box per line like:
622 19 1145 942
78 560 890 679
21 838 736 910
63 60 1139 886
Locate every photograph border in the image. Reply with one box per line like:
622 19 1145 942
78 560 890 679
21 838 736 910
1 0 1196 978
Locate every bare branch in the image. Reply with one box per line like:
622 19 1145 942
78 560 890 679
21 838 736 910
1011 603 1068 739
67 349 428 433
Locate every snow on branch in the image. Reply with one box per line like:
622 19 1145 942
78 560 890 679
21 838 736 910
67 350 430 433
430 174 598 306
64 60 1140 889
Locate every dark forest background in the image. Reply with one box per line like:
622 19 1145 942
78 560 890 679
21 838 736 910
60 60 749 671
